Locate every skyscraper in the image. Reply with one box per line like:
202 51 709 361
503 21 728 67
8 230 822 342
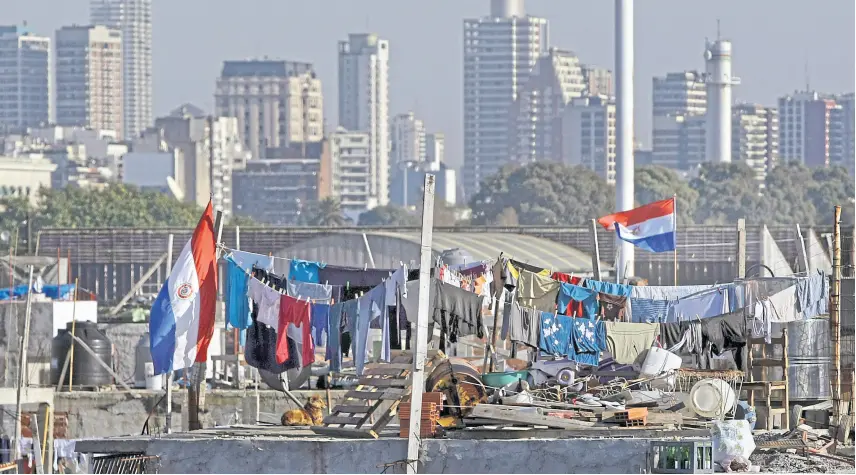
215 60 323 160
731 103 779 183
0 26 51 130
778 91 839 168
55 25 123 137
651 71 707 170
390 112 426 164
509 48 585 164
560 95 616 184
90 0 153 140
338 33 390 208
463 0 548 194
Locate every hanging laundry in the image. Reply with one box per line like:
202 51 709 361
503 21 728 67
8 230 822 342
341 298 360 335
502 299 539 349
629 284 717 323
351 286 386 375
659 321 703 367
552 273 585 316
384 266 408 303
557 282 599 318
583 279 633 297
245 303 300 373
230 249 274 272
276 295 313 365
665 287 730 323
796 270 829 319
499 258 520 290
603 322 660 365
699 310 748 371
248 278 282 328
597 293 628 321
510 259 550 276
225 256 252 330
318 265 394 287
366 285 390 362
539 312 573 357
569 318 606 366
517 270 560 313
326 303 344 373
459 262 489 276
287 280 333 302
289 258 326 283
310 302 330 347
400 278 484 351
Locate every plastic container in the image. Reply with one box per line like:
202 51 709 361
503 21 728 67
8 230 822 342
640 346 683 377
144 362 163 390
687 379 736 419
481 370 529 388
50 321 114 389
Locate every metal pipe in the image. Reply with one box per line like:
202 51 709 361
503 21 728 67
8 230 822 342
615 0 635 278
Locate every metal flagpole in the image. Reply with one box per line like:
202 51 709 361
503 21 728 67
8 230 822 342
673 194 678 285
164 233 174 433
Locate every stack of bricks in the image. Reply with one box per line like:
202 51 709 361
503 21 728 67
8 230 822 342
399 392 443 438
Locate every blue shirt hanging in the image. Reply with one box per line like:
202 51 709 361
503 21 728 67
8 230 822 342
225 256 252 330
569 318 606 366
289 258 326 283
539 312 573 357
557 283 599 318
583 279 632 297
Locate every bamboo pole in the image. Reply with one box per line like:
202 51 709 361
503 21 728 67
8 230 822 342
831 206 842 427
68 278 79 392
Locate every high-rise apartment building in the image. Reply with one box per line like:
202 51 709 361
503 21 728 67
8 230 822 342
426 133 445 164
581 65 613 97
390 112 426 164
338 33 390 208
329 127 373 216
832 93 854 173
731 103 779 183
651 71 707 170
560 95 616 184
509 48 585 164
463 0 548 194
778 91 842 168
215 60 323 161
0 26 51 130
90 0 153 140
55 25 123 137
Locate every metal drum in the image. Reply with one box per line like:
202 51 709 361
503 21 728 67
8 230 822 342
426 357 487 418
765 320 833 401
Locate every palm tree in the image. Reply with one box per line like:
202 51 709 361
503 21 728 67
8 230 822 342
301 197 349 227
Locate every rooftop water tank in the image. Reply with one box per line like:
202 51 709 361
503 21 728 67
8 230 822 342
439 248 473 270
51 321 114 389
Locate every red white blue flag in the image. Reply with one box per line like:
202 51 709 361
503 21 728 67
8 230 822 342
597 198 677 253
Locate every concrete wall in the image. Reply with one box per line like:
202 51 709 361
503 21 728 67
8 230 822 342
0 390 347 439
141 437 666 474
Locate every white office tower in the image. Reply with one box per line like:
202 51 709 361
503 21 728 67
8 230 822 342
90 0 153 140
390 112 426 164
703 39 739 163
338 33 390 207
833 93 854 173
329 127 373 215
561 95 617 184
732 103 779 184
0 26 51 129
426 133 445 164
55 25 123 138
509 48 585 164
463 0 548 194
215 60 323 160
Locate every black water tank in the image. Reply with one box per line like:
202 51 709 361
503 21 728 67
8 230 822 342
51 321 114 388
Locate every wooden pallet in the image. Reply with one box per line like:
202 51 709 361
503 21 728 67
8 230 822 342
311 351 438 439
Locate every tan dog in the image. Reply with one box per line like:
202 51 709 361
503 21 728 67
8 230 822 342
281 395 327 426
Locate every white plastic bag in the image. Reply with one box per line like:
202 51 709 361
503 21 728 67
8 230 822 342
711 420 756 469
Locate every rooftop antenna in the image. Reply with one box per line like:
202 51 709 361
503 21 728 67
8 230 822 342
804 60 810 92
716 19 721 40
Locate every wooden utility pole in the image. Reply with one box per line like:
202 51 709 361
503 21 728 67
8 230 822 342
12 265 35 462
737 219 746 279
831 206 842 427
589 219 602 281
407 174 435 474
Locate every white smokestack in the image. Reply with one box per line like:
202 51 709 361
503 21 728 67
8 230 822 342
704 39 739 163
491 0 525 18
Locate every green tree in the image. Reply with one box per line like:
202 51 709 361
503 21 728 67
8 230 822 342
691 162 765 224
762 161 818 225
358 205 419 226
299 197 349 227
635 165 698 225
469 162 614 226
807 165 855 225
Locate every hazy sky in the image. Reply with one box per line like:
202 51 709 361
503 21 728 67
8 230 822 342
7 0 855 169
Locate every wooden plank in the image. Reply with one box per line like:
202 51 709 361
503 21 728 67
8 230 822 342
469 405 596 429
752 358 786 367
364 366 412 376
322 416 366 426
358 378 410 388
332 405 372 414
344 388 407 400
365 363 413 371
646 412 683 426
312 426 379 439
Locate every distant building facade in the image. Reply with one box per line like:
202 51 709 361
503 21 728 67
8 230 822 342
560 95 616 184
390 112 426 164
731 103 779 183
0 26 51 130
651 71 707 170
329 127 373 215
215 60 323 161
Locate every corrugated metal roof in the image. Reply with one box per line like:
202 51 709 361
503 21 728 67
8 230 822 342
278 231 609 273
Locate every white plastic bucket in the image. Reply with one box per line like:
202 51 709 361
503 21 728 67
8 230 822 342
145 362 163 391
640 346 682 377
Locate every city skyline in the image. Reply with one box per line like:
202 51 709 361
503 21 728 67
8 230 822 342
3 0 855 171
